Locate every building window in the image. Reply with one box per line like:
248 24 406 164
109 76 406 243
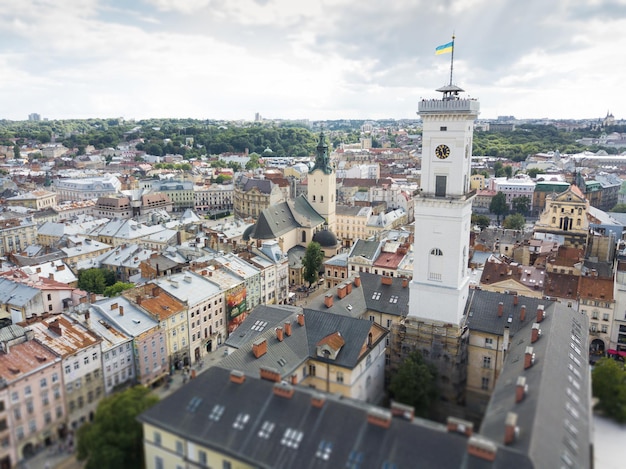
154 432 161 446
199 450 207 465
155 457 164 469
485 338 493 347
176 440 183 455
482 356 491 369
603 313 610 322
337 372 344 384
481 377 489 390
309 364 316 377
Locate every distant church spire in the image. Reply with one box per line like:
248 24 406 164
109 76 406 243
311 131 332 175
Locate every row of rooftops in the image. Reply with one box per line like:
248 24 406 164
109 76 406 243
140 297 590 469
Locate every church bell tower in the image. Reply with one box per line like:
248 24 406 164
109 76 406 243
408 85 480 325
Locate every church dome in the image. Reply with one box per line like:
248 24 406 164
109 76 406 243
313 229 338 248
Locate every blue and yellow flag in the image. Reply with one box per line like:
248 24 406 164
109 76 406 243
435 41 453 55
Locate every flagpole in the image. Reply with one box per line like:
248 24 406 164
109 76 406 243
449 34 455 86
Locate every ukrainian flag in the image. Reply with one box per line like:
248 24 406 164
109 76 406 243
435 41 453 55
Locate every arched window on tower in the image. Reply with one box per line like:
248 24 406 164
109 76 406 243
302 231 306 243
429 248 443 281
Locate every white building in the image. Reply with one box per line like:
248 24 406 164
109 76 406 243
53 175 121 202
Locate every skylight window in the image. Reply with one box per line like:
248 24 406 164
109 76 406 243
568 363 581 379
315 440 333 461
372 292 381 301
251 320 268 332
566 387 580 405
281 428 303 449
208 404 225 422
233 413 250 430
258 421 275 439
389 295 398 304
570 343 581 356
186 396 202 413
568 352 581 367
346 451 364 469
567 374 580 391
565 401 580 420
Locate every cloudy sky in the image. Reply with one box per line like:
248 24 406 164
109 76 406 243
1 0 625 122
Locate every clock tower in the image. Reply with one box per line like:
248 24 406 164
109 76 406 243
408 85 479 325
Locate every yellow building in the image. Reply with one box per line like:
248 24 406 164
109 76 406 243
335 205 372 247
534 186 589 248
5 190 57 210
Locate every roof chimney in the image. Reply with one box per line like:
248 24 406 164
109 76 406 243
90 293 97 303
276 327 284 342
520 305 526 322
467 435 497 462
497 302 504 317
513 294 518 306
230 370 246 384
524 346 535 369
290 374 298 385
273 381 295 399
531 323 542 343
324 293 334 308
311 392 326 408
536 305 545 323
367 408 392 429
515 376 527 403
48 273 54 281
337 284 347 299
504 412 519 445
136 295 142 305
48 319 62 336
284 321 292 336
402 278 409 288
381 276 393 286
447 416 474 437
391 401 415 421
252 338 267 358
345 281 352 295
260 367 280 382
119 306 124 316
152 286 160 297
297 313 305 327
84 311 90 323
353 276 361 288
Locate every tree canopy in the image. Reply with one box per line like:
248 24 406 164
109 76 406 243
303 242 324 286
388 350 438 419
511 196 530 215
103 282 134 297
77 268 116 294
489 192 508 223
471 214 491 231
503 213 526 230
77 386 159 469
592 358 626 423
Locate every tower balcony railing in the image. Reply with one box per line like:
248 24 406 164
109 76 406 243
418 189 476 201
418 98 480 114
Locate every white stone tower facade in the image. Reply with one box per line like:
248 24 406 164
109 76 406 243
409 86 480 325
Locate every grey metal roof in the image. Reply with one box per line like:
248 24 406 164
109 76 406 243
139 366 533 469
349 239 382 261
464 290 549 337
480 303 591 469
251 201 300 239
360 272 410 317
0 278 40 307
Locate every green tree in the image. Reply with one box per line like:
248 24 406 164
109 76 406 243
245 153 261 170
503 213 526 230
504 165 513 178
511 196 530 215
493 161 506 178
471 214 491 231
592 358 626 423
103 282 134 297
388 350 438 419
303 241 324 286
13 144 20 159
215 174 232 184
526 168 546 179
489 192 508 224
77 386 159 469
77 268 107 294
610 203 626 213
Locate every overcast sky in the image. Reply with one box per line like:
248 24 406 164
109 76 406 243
1 0 625 122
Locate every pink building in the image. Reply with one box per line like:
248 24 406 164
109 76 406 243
0 325 65 467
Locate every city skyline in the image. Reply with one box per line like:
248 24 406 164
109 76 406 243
1 0 625 122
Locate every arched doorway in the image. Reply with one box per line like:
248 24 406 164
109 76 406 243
206 340 213 353
22 442 35 459
591 338 605 356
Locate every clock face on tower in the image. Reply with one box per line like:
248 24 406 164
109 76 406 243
435 144 450 159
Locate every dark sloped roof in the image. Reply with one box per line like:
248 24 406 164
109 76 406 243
349 239 382 261
480 303 591 469
139 366 533 469
250 201 300 239
360 272 410 317
464 289 549 337
292 194 325 226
